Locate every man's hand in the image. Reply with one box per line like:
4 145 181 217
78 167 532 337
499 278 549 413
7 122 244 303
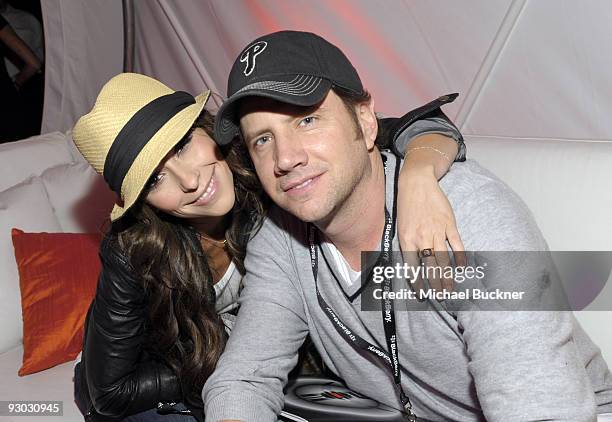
396 134 466 295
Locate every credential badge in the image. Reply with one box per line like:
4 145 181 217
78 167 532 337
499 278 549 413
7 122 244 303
240 41 267 76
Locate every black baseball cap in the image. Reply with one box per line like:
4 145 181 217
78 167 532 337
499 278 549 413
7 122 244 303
214 30 364 145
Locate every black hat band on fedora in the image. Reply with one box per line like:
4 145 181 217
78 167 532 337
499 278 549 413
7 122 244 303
103 91 195 194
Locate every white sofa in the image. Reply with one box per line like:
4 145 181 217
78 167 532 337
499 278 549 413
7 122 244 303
0 132 610 421
0 132 114 421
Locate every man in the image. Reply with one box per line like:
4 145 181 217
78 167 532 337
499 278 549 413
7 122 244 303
203 30 612 421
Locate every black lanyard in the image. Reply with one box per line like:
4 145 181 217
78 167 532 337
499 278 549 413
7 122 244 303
307 154 417 421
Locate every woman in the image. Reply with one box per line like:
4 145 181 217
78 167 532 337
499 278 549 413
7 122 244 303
72 73 464 421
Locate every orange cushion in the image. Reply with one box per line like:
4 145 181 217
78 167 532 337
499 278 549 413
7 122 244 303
11 229 102 376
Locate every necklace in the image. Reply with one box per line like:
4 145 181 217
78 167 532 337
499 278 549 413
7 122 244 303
196 232 227 248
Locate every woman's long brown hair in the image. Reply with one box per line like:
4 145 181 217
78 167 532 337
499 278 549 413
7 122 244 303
111 110 266 408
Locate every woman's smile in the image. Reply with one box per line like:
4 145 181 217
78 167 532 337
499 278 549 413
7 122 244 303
192 165 219 206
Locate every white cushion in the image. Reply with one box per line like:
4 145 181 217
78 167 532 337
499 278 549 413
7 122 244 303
466 136 612 251
0 177 62 354
0 346 82 421
41 162 115 233
0 132 75 192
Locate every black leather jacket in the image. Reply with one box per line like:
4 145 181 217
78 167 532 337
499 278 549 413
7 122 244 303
75 232 205 421
74 94 463 422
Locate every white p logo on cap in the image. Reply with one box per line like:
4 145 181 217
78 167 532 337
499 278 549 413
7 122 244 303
240 41 268 77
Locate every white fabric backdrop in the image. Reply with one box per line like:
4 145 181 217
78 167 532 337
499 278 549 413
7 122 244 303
40 0 123 133
133 0 612 141
41 0 612 142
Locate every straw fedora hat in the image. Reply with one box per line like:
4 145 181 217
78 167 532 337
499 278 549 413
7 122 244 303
73 73 210 221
